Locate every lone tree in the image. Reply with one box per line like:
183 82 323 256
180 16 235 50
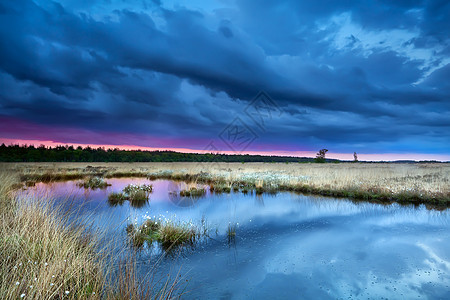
353 152 358 162
315 149 328 163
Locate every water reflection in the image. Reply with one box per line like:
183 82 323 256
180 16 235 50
21 178 450 299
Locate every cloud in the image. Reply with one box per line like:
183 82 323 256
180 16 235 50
0 0 448 156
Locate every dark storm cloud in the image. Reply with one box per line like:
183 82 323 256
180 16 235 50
0 0 449 155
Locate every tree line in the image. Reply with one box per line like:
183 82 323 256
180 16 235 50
0 144 326 163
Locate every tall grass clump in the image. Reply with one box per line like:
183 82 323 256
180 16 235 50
179 187 205 197
209 183 231 194
106 256 184 299
1 173 185 299
226 223 237 244
158 222 198 250
0 173 104 299
107 192 127 206
127 219 203 252
108 184 153 207
77 176 110 189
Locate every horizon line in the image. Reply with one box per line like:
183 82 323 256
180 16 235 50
1 139 449 162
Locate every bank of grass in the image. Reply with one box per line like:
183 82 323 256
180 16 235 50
0 174 104 299
0 173 182 299
4 162 450 207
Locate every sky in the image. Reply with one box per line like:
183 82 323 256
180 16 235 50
0 0 449 161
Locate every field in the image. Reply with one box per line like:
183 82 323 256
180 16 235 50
1 162 449 298
3 162 449 206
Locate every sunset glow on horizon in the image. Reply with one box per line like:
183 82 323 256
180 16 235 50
2 138 449 162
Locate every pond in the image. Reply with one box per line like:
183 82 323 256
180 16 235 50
23 178 450 299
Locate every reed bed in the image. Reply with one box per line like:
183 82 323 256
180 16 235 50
0 172 183 299
0 173 104 299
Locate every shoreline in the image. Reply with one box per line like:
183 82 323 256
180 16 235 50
5 162 449 209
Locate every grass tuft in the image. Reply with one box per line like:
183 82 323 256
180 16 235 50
77 176 110 189
210 183 231 194
179 187 206 197
127 219 204 252
108 192 127 206
226 223 237 245
108 184 153 207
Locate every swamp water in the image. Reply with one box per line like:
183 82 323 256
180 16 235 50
23 178 449 299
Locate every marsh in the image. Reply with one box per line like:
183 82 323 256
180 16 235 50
20 176 450 299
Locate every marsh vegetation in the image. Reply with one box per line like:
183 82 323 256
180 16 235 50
0 173 182 299
226 223 237 245
126 218 206 251
6 162 449 207
108 183 152 207
77 176 110 189
179 187 206 198
2 164 449 299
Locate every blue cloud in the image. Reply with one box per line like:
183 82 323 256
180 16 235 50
0 0 448 154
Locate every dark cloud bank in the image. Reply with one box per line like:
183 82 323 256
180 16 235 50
0 0 449 156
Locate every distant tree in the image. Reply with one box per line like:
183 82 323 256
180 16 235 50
353 152 358 162
315 149 328 163
0 144 325 163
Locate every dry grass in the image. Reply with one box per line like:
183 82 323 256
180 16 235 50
0 173 104 299
105 256 185 300
3 162 449 205
0 171 184 299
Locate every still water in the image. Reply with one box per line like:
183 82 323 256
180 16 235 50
25 178 450 299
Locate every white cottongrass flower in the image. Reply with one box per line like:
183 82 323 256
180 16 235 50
15 281 20 285
20 294 25 298
29 285 33 288
50 283 54 286
65 291 69 295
